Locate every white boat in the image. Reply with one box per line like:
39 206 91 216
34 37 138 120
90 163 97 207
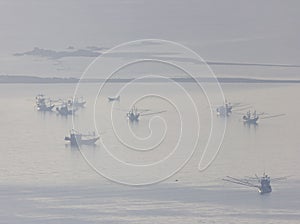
67 97 86 108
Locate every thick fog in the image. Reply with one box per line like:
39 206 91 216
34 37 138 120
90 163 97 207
0 0 299 78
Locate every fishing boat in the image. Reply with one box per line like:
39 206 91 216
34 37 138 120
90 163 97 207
127 106 140 122
108 95 120 101
216 102 232 117
64 130 99 146
242 110 259 124
56 103 75 116
67 97 86 108
35 94 55 112
223 173 287 194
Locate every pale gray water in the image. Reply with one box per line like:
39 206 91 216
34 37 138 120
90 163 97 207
0 83 299 223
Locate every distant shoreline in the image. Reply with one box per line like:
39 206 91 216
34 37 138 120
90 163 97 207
1 75 300 84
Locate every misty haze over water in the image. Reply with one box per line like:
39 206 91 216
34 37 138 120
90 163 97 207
0 1 300 223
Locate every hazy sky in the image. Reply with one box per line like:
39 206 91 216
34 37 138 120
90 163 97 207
0 0 299 78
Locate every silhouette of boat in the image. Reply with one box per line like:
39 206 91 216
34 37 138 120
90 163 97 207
64 130 99 146
35 94 55 111
127 106 140 122
243 110 259 124
223 173 288 194
56 103 76 116
216 102 232 117
108 96 120 101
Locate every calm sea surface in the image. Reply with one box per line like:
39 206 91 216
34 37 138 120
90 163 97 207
0 82 299 223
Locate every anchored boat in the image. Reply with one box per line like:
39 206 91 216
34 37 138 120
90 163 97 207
216 102 233 117
64 130 99 146
242 110 259 124
56 103 76 116
127 106 140 122
108 95 120 101
35 94 55 112
67 97 86 108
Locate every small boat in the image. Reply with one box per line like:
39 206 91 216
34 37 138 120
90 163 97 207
108 96 120 101
223 173 288 195
56 103 75 116
216 102 232 117
64 130 99 146
35 94 55 112
67 97 86 108
258 174 272 194
243 110 259 124
127 106 140 122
